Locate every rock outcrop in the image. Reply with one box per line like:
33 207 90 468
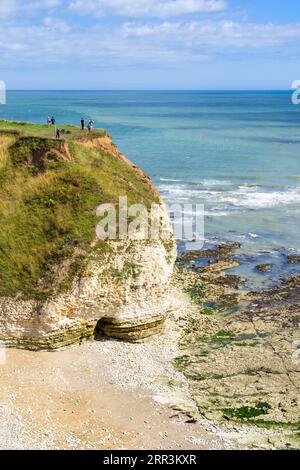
0 121 176 350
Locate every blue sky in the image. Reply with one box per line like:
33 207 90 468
0 0 300 89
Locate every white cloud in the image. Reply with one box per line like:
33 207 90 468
69 0 227 18
43 16 71 33
0 0 62 19
1 18 300 70
26 0 61 8
121 20 300 48
0 0 18 19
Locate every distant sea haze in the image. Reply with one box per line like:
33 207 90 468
1 90 300 281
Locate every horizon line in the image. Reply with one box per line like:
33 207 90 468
5 89 293 92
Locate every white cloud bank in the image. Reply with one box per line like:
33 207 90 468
0 0 61 19
0 1 300 69
122 20 300 48
1 18 300 68
69 0 227 18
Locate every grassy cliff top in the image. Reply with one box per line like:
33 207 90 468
0 120 106 140
0 120 159 301
0 119 106 141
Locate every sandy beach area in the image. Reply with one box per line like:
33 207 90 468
0 287 248 451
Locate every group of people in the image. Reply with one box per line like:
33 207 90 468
47 116 55 126
46 116 95 140
47 116 60 139
81 117 94 133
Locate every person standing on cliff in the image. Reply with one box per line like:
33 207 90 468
51 116 55 126
87 119 94 133
81 117 85 130
56 128 61 140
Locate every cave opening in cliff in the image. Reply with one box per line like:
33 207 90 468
94 319 106 341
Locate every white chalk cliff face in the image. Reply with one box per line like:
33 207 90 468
0 122 177 350
0 238 176 350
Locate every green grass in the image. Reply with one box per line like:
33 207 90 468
0 121 159 300
0 120 106 141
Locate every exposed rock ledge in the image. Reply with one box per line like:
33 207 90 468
0 121 176 350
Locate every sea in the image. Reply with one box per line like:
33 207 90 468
1 90 300 288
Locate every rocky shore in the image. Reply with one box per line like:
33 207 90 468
174 242 300 449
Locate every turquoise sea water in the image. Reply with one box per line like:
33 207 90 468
1 91 300 286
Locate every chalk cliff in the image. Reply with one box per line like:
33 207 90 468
0 121 176 349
